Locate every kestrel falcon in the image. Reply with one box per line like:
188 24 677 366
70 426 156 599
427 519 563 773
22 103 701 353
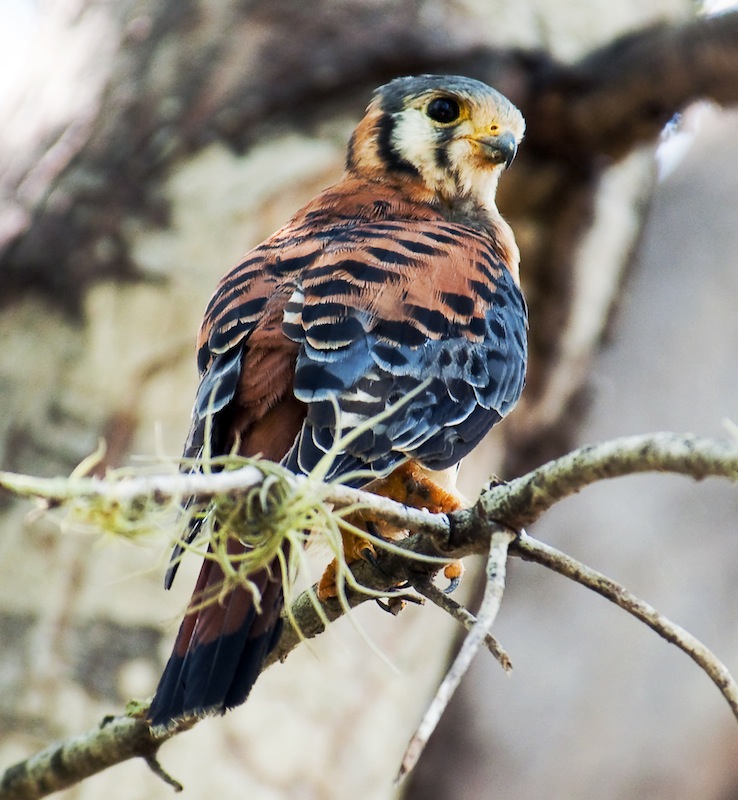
148 75 527 727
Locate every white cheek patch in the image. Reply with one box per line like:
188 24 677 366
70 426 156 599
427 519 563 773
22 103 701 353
391 109 504 212
390 109 448 189
446 139 475 194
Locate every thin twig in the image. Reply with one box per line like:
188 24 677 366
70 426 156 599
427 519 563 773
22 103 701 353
412 578 512 672
396 528 516 785
143 755 184 793
514 532 738 721
3 431 738 797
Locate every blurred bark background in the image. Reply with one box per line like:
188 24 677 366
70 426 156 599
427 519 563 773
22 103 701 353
2 1 738 797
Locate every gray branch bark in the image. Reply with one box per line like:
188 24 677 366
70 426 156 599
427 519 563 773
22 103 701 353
1 431 737 799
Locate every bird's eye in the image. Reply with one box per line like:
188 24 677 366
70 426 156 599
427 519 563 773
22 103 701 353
426 96 461 124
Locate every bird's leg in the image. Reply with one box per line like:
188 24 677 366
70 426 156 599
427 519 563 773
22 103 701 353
366 461 465 514
317 461 466 600
317 517 381 601
365 461 466 592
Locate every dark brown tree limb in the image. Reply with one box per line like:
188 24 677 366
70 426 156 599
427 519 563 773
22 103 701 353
5 8 738 309
524 11 738 163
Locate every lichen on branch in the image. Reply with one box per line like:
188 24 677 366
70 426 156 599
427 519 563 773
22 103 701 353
2 430 738 799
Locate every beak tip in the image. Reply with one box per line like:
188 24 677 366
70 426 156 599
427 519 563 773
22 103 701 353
497 132 518 169
479 131 518 168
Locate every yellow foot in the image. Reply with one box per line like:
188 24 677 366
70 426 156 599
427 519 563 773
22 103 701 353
365 461 465 515
317 530 377 600
317 559 339 601
365 462 468 595
317 461 468 601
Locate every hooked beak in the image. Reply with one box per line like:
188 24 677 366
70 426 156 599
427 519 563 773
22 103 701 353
476 131 518 168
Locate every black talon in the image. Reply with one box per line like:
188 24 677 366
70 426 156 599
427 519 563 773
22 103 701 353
375 586 424 614
360 521 386 569
360 545 381 570
443 576 461 594
376 597 406 615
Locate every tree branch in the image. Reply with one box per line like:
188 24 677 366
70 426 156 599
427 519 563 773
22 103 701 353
514 532 738 721
412 578 513 671
0 465 448 540
0 715 182 800
1 430 738 798
448 432 738 548
524 10 738 162
396 528 515 784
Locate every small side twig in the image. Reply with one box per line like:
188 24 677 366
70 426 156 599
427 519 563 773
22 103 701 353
412 578 512 672
396 527 516 785
2 431 738 798
514 532 738 721
143 755 183 793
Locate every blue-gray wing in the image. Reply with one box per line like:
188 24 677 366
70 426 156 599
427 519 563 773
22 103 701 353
280 219 527 483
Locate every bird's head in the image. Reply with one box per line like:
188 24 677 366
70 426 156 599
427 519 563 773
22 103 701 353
346 75 525 215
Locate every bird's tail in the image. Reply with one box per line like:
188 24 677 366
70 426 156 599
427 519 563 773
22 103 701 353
147 546 284 729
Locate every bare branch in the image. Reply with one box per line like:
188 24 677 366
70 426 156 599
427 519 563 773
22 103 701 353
0 715 186 800
450 432 738 547
142 754 184 793
412 578 513 671
263 555 408 667
396 528 516 784
514 532 738 722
